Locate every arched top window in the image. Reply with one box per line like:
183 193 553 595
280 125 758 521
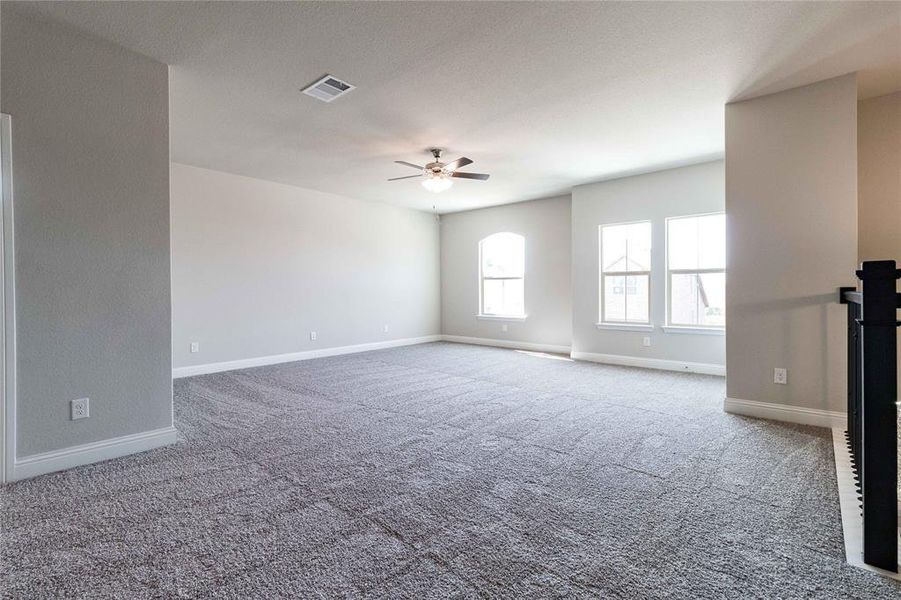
479 232 525 317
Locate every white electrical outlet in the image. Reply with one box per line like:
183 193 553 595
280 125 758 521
642 336 651 347
774 368 788 385
383 324 389 333
310 331 317 341
190 342 200 353
70 398 90 420
501 324 508 332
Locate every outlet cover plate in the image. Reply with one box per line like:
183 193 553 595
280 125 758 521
71 398 90 420
774 368 788 385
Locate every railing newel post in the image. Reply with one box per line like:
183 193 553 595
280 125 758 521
838 262 898 573
856 260 898 572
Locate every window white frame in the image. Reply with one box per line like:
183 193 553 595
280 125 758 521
665 212 725 330
478 232 526 319
599 220 652 326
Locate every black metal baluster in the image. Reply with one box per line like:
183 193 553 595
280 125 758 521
848 299 856 464
852 301 862 478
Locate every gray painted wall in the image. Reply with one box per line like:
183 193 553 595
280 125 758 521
858 91 901 263
171 163 440 368
858 91 901 381
725 74 857 413
571 161 726 366
1 10 172 456
440 196 572 349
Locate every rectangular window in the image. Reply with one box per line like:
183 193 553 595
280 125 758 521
666 213 725 328
599 221 651 324
480 232 525 317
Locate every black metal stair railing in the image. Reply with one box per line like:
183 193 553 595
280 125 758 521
839 259 900 572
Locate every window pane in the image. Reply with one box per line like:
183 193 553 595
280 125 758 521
668 213 725 270
603 275 626 322
625 274 649 323
483 278 524 316
670 272 725 326
483 279 504 315
697 214 725 269
481 232 524 278
601 222 651 273
502 278 524 316
667 217 699 270
603 274 649 323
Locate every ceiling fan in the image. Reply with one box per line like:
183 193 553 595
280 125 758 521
388 148 490 193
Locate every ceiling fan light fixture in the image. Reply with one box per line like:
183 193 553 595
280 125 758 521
421 172 453 193
390 149 486 190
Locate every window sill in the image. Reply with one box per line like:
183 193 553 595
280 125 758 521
477 314 527 322
662 326 725 336
595 323 654 332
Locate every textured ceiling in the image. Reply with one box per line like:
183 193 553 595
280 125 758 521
7 1 901 213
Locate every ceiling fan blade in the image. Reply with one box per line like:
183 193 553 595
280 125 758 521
443 156 473 172
387 174 422 181
394 161 424 170
451 172 490 181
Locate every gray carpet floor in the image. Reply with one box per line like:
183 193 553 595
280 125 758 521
2 341 900 598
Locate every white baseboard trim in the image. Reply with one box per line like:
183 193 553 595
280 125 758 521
441 335 571 355
571 351 725 376
173 335 443 378
831 427 900 579
724 397 847 429
11 426 178 482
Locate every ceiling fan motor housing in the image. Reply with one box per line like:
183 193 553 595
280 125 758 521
426 149 447 174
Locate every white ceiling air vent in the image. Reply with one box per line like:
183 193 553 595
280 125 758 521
301 75 355 103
